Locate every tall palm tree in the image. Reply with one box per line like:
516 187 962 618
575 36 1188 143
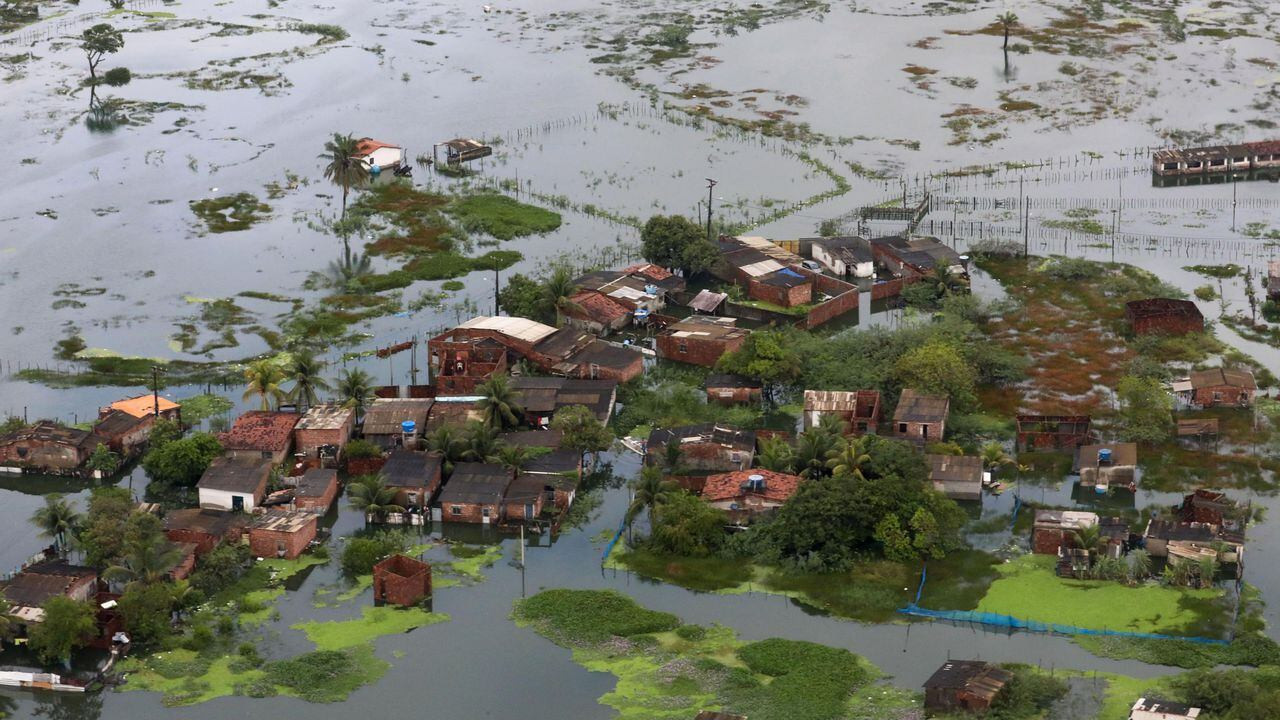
319 133 370 218
337 368 374 421
980 442 1014 472
287 350 331 410
997 11 1018 50
662 442 684 474
104 534 183 587
1129 548 1152 583
347 474 404 525
243 359 287 411
627 466 677 531
476 375 523 430
826 435 872 480
542 265 577 319
494 444 532 472
755 436 796 474
426 425 464 474
31 495 80 553
794 429 837 479
1071 523 1103 559
464 422 502 463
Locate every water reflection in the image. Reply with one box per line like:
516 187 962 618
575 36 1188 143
84 90 123 134
33 691 101 720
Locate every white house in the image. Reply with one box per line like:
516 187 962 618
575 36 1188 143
196 456 273 512
354 138 405 171
810 236 875 278
1129 698 1200 720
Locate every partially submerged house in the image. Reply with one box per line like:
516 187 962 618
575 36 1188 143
434 137 492 165
164 508 249 554
196 456 273 512
701 469 802 522
373 554 432 607
1032 510 1099 554
1075 443 1137 492
871 235 967 279
893 390 949 443
511 376 618 426
645 424 756 474
558 290 632 336
923 660 1012 714
927 454 983 501
293 404 355 463
292 468 340 514
803 389 881 434
220 411 299 464
1 560 99 627
436 316 644 382
353 138 405 172
437 462 512 524
1151 140 1280 176
381 450 443 511
91 410 153 459
1129 697 1202 720
655 316 750 367
1144 517 1244 566
1177 368 1256 408
1179 489 1242 525
0 421 101 475
503 473 547 522
809 236 875 278
362 398 434 449
1125 298 1203 336
1015 415 1092 452
104 394 181 423
247 510 317 560
706 374 763 406
427 328 510 395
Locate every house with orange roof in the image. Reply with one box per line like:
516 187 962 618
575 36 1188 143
353 138 405 172
103 394 181 423
558 290 631 336
219 411 299 464
701 468 803 522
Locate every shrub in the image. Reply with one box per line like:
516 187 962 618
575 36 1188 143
102 66 131 86
340 530 408 576
343 438 382 460
184 624 215 652
675 624 707 641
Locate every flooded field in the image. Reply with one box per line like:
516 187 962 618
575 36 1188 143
2 0 1280 716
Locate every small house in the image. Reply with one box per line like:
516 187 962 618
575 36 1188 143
220 411 299 464
1015 415 1092 452
803 389 881 434
893 390 949 442
511 377 619 426
105 394 181 423
427 331 510 395
503 474 547 522
196 456 273 512
247 510 317 560
373 554 432 607
1183 368 1256 408
646 424 756 474
498 429 564 450
1129 697 1201 720
522 449 584 481
353 138 405 171
1032 510 1099 554
381 450 443 511
809 236 874 278
923 660 1012 714
1076 443 1137 491
927 455 983 501
1269 260 1280 301
0 421 101 475
1144 518 1244 565
701 469 802 522
437 463 512 524
749 267 813 308
164 508 249 555
1 560 99 628
706 374 763 406
871 235 967 279
1125 298 1204 336
167 542 199 581
293 404 355 463
655 316 751 367
292 468 339 514
1179 489 1239 525
435 137 492 165
558 290 632 336
362 398 434 450
91 409 152 458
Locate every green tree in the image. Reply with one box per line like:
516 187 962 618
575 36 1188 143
716 330 804 403
104 513 183 587
627 466 678 531
648 491 727 556
1 416 24 434
874 514 915 562
189 542 251 596
29 597 96 668
286 350 331 410
81 24 123 83
826 435 872 480
542 265 577 315
86 443 119 477
118 581 177 648
1071 523 1104 557
426 425 465 474
319 133 370 218
1116 374 1173 443
346 474 404 525
476 375 523 429
337 368 374 421
0 597 14 643
895 340 977 410
680 238 720 277
980 442 1013 472
141 433 222 486
464 422 502 462
243 359 287 411
340 530 408 576
997 11 1018 50
794 428 837 479
30 495 80 552
148 417 182 448
550 405 614 458
755 435 795 473
498 273 550 323
640 215 706 276
909 507 943 559
79 486 134 568
494 444 532 472
1129 548 1152 582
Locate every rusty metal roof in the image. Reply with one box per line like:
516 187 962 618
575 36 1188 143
893 389 949 423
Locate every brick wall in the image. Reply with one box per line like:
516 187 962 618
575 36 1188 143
1131 315 1203 336
505 495 544 521
1032 527 1068 555
248 520 316 560
295 426 351 457
442 501 499 524
894 420 944 442
747 278 812 308
706 387 761 405
373 555 432 607
1193 386 1252 407
165 529 223 556
295 480 339 513
656 335 742 367
346 456 386 476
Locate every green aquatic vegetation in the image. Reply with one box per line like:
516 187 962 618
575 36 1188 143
177 393 234 425
515 589 680 644
292 606 448 650
293 23 348 42
437 544 504 582
1182 263 1241 279
189 193 271 233
262 646 388 703
447 193 562 240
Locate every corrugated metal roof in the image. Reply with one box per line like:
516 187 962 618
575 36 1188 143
458 316 557 343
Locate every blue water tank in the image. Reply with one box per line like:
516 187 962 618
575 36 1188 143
370 164 382 176
401 420 416 434
1098 448 1112 464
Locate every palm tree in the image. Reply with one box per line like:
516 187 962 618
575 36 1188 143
794 429 837 479
662 442 684 474
826 435 872 480
755 436 795 474
243 359 287 411
494 444 532 472
1129 548 1152 583
319 133 370 218
104 534 183 587
426 425 464 474
287 350 331 410
464 422 502 462
627 466 677 531
31 495 80 553
980 442 1014 473
997 11 1018 50
542 265 577 319
169 579 203 621
476 375 523 429
1196 557 1219 589
337 368 374 421
1071 523 1104 559
324 245 373 292
347 474 404 525
815 412 847 438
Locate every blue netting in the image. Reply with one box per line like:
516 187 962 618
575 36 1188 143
601 516 627 565
1008 491 1022 530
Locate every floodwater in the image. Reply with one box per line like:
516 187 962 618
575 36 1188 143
2 0 1280 716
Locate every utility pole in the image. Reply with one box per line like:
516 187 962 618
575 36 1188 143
1232 177 1238 232
494 267 500 315
705 178 717 242
151 366 162 417
409 336 419 386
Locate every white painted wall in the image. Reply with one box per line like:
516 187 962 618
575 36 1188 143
199 487 258 512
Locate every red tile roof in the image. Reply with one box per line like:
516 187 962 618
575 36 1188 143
219 411 299 451
565 291 629 323
354 138 400 157
621 263 675 281
702 469 802 504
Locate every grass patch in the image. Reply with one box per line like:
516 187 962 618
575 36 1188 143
293 23 348 42
513 589 680 644
437 543 504 582
1183 263 1240 279
262 645 387 703
447 193 561 240
1077 631 1280 668
292 606 448 650
189 193 271 233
